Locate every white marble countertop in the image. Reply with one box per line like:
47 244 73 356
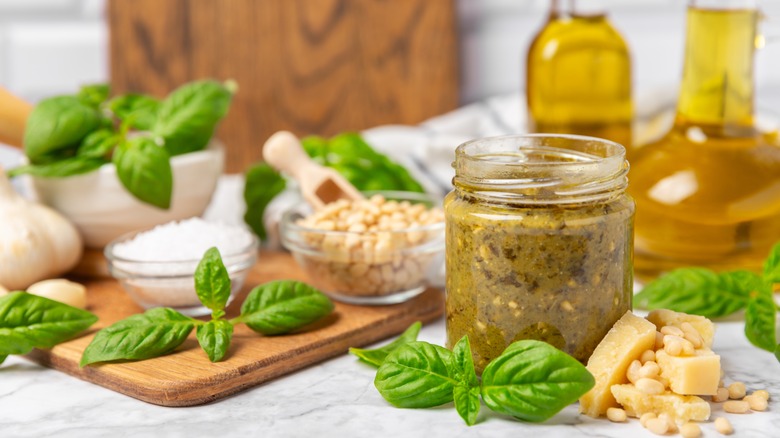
1 317 778 438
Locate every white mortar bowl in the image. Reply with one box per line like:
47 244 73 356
28 140 224 248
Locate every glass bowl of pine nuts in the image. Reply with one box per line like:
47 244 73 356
280 191 445 305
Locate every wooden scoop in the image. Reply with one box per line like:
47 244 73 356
262 131 364 210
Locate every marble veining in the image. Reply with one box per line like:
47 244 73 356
1 318 777 438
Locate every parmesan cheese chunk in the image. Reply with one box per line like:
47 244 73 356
656 349 720 396
611 384 711 423
579 311 657 417
646 309 715 348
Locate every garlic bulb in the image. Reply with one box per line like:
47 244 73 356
0 167 83 290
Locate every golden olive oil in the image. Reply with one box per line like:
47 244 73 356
630 7 780 277
526 2 633 148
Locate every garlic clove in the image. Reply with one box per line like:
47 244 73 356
27 278 87 309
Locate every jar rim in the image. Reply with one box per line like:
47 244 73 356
453 134 629 205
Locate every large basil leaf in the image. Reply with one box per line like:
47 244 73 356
633 268 755 318
153 80 233 156
196 319 233 362
8 156 106 178
78 129 118 159
745 282 777 353
243 163 286 241
349 321 421 368
24 96 102 163
237 280 333 335
194 247 231 315
108 94 160 131
764 242 780 285
374 341 458 408
80 307 194 366
0 292 98 356
113 136 173 209
452 335 480 426
0 354 6 365
77 83 110 109
481 340 595 423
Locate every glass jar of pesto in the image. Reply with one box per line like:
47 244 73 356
445 134 634 372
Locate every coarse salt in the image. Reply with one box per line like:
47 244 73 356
113 218 253 262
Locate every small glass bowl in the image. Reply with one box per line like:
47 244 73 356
280 191 445 305
105 232 258 317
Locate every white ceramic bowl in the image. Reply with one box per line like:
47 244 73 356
29 140 224 248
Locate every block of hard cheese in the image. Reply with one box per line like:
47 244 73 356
646 309 715 348
655 349 720 396
611 384 711 423
579 311 657 417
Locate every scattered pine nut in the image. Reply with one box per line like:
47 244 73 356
714 417 733 435
663 335 684 356
645 417 669 435
626 359 642 384
728 382 746 399
723 400 750 414
640 349 656 364
606 407 627 422
751 389 770 401
680 422 701 438
655 331 665 350
712 387 730 403
658 413 677 433
744 394 768 411
638 361 661 379
639 412 657 428
661 325 685 337
636 377 665 395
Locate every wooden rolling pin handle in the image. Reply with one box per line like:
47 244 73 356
262 130 319 180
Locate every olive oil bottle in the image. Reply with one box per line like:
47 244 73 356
526 0 633 148
630 3 780 277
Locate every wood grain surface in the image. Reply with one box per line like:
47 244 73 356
25 251 444 407
108 0 459 173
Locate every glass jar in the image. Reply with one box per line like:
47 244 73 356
526 0 633 149
444 134 634 372
629 0 780 278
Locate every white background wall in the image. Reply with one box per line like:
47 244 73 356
1 0 780 165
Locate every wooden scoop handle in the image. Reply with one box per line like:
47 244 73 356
0 86 32 148
262 131 319 181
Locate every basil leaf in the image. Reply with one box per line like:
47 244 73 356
745 282 777 353
108 94 160 131
452 336 480 426
481 340 595 423
24 96 101 163
153 80 234 156
634 268 754 318
237 280 333 335
349 321 422 367
764 242 780 285
8 156 106 178
194 247 232 314
374 341 458 408
0 354 6 365
77 83 110 109
196 319 233 362
0 292 98 356
775 345 780 364
80 307 194 366
243 163 286 240
78 129 118 159
113 136 173 209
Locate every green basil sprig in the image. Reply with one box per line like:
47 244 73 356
113 136 174 209
349 321 421 367
81 247 334 366
0 292 97 360
367 329 594 426
23 95 102 164
635 242 780 362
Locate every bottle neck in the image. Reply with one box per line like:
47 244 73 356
676 5 758 130
550 0 607 19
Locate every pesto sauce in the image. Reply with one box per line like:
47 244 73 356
444 191 634 372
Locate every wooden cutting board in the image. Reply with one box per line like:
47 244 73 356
25 251 444 407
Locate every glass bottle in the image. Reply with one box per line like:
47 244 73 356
630 0 780 277
444 134 634 372
526 0 633 149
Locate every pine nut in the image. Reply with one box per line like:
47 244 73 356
640 349 656 364
639 361 661 379
661 325 685 337
606 407 627 422
655 331 665 350
712 387 730 403
659 413 677 433
640 412 657 427
663 335 684 356
680 422 701 438
723 400 750 414
636 377 665 395
714 417 733 435
744 394 768 411
627 359 642 384
728 382 746 399
751 389 770 401
645 418 669 435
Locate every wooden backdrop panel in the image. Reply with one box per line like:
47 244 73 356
108 0 460 173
